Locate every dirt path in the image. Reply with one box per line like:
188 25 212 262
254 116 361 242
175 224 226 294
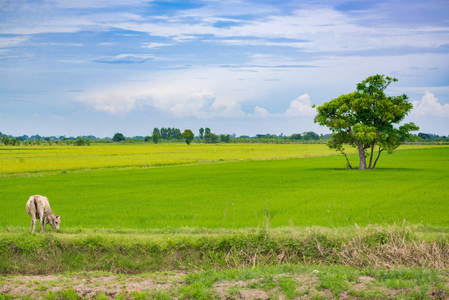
0 272 185 299
1 271 448 299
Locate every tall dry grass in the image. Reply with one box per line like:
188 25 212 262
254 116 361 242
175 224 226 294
337 226 449 269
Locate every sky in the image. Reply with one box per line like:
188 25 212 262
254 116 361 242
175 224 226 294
0 0 448 138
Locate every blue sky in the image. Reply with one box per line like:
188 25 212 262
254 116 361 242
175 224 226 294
1 0 448 137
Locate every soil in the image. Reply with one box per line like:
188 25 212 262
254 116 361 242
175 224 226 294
0 273 182 299
1 272 448 299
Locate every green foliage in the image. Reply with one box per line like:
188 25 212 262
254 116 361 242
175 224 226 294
1 136 10 145
204 132 218 143
147 290 173 300
317 269 352 296
277 276 302 298
302 131 320 141
149 127 188 143
289 133 302 140
95 292 108 300
160 127 182 141
1 136 20 146
182 129 194 145
45 289 80 300
178 282 216 299
74 136 90 146
152 133 161 144
112 133 126 143
315 74 419 169
220 134 230 143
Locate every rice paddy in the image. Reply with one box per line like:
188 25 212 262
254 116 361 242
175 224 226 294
1 143 448 299
0 143 344 175
0 144 447 229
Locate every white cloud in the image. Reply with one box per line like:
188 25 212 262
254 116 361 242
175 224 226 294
92 54 154 64
141 42 173 49
252 106 271 118
411 91 449 117
159 89 245 119
52 0 148 9
80 84 246 119
97 42 116 46
284 94 317 117
247 94 318 119
111 6 448 53
209 38 311 49
84 94 137 115
167 90 215 118
0 11 141 35
210 99 245 118
3 2 447 55
37 42 83 47
0 36 29 48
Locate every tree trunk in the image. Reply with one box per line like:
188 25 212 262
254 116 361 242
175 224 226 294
368 142 375 169
357 143 367 169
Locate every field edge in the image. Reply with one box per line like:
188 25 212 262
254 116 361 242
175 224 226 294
1 224 448 276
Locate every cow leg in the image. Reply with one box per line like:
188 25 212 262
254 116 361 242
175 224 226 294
41 218 45 233
29 217 36 232
37 207 45 233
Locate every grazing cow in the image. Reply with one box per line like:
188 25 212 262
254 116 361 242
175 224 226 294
26 195 61 233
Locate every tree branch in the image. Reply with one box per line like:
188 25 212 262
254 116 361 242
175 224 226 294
372 145 384 169
341 150 353 170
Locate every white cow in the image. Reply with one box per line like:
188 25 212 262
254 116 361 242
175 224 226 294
26 195 61 233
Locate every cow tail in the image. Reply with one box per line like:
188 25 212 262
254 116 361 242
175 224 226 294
33 196 38 212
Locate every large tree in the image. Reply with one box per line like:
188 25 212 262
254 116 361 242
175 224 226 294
314 75 419 170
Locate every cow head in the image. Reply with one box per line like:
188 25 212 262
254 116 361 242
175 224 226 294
49 215 61 230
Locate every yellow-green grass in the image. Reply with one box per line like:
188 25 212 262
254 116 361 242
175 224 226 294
1 225 448 275
0 143 430 175
1 145 447 229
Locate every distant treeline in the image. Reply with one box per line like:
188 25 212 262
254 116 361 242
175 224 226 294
416 132 449 141
0 129 447 146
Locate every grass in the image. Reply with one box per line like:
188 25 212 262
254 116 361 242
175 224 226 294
1 263 448 299
0 145 448 229
0 143 349 175
1 225 448 274
0 143 435 176
1 225 448 298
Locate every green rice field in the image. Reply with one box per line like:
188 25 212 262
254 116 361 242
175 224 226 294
1 143 449 298
1 144 447 230
0 143 345 175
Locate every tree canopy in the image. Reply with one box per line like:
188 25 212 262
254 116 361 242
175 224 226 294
182 129 194 145
112 133 126 143
314 74 419 169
